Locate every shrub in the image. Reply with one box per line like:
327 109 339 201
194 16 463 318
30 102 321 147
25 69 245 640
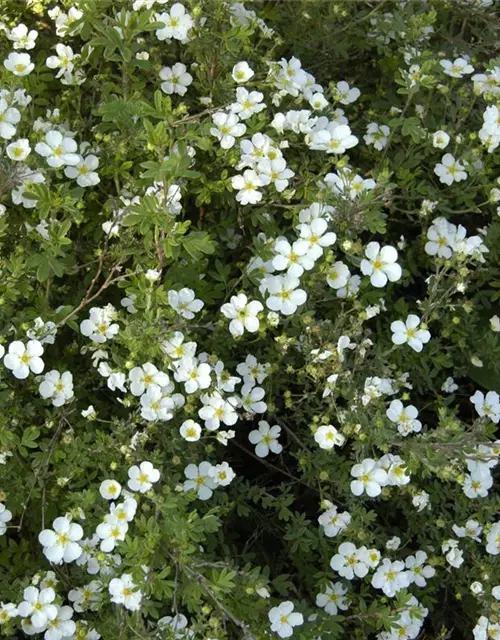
0 0 500 638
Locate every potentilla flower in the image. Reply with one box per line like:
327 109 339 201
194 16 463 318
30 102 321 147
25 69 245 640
39 370 74 407
64 154 100 187
316 582 349 616
109 574 143 611
214 360 241 392
463 469 493 499
330 542 370 580
68 580 102 613
231 169 263 205
7 23 38 50
210 112 246 149
442 539 464 567
231 86 266 119
3 52 34 76
386 399 422 436
236 354 270 386
309 92 328 110
38 516 83 564
405 551 436 587
412 491 430 512
35 130 80 168
257 157 295 192
350 458 388 497
99 479 122 501
424 217 454 258
486 523 500 555
95 516 128 552
441 376 458 393
232 61 254 83
183 461 217 500
221 293 263 336
268 601 303 638
173 356 211 393
295 218 336 260
208 461 235 486
0 503 12 535
470 390 500 423
272 238 314 278
326 261 350 290
155 3 194 42
334 80 360 105
379 453 411 486
157 614 193 636
360 242 402 288
0 602 17 624
80 307 119 343
46 44 76 77
249 420 282 457
198 392 238 430
364 122 390 150
127 461 160 493
432 130 450 149
440 57 474 78
168 288 204 319
129 363 169 396
159 63 193 96
180 419 202 442
6 137 31 161
390 314 431 352
44 604 75 640
4 339 44 379
265 274 307 315
371 559 411 597
162 331 197 360
18 587 57 629
309 123 358 154
314 424 346 450
434 153 467 185
240 382 267 414
0 98 21 140
318 502 351 538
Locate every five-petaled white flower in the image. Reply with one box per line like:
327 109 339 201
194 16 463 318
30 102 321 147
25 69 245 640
434 153 467 185
268 601 303 638
210 112 246 149
18 586 57 629
183 461 217 500
350 458 388 497
390 314 431 353
127 461 161 493
232 61 254 83
221 293 263 336
4 340 44 379
3 52 34 76
314 424 346 450
160 62 193 96
35 130 81 168
249 420 283 457
265 275 307 315
360 242 402 288
168 288 204 319
38 516 83 564
109 574 143 611
39 370 74 406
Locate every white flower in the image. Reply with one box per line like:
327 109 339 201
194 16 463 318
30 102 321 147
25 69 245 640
371 559 411 597
139 386 175 422
425 217 455 258
434 153 467 185
265 275 307 315
221 294 263 336
121 296 137 314
127 461 160 493
168 288 204 319
129 363 169 397
109 574 142 611
35 130 80 168
210 112 246 149
470 581 484 596
18 587 57 629
0 503 12 535
309 123 358 154
160 63 193 96
44 604 76 640
390 314 431 352
249 421 282 457
208 462 235 487
96 517 128 552
486 522 500 555
162 331 197 360
350 458 388 497
99 480 122 500
318 503 351 537
231 87 265 119
231 169 263 205
326 261 350 290
257 157 294 192
360 242 402 288
470 390 500 423
4 340 44 379
6 138 31 161
330 542 369 580
240 382 267 414
183 462 217 500
405 551 435 587
0 602 17 623
440 57 474 78
432 130 450 149
364 122 390 150
46 44 76 77
7 23 38 50
490 315 500 332
38 516 83 564
463 470 493 499
412 491 430 511
0 98 21 140
232 61 254 83
236 355 270 386
82 405 96 419
315 581 350 616
3 52 34 76
442 539 464 567
198 392 238 430
80 307 119 343
386 399 422 436
268 601 303 638
174 357 211 393
146 268 161 282
335 80 360 105
180 419 202 442
64 155 100 187
155 3 194 42
39 370 74 407
492 586 500 600
314 424 345 450
309 92 329 110
295 218 336 260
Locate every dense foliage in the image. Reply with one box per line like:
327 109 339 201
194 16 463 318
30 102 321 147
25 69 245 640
1 0 500 638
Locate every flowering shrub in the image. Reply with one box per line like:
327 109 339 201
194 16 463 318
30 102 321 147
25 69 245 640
1 0 500 638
